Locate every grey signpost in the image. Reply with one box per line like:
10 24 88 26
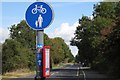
36 1 43 78
25 0 53 79
36 30 44 79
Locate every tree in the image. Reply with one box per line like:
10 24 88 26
93 2 116 19
2 20 36 74
50 37 73 64
71 2 120 78
2 39 34 74
10 20 36 49
71 16 95 65
2 20 74 74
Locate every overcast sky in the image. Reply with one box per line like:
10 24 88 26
0 1 98 56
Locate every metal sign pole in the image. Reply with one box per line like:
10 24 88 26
35 1 44 80
25 0 53 79
35 30 44 79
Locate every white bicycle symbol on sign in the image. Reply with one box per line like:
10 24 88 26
32 5 47 14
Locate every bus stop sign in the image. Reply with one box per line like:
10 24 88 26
25 2 53 30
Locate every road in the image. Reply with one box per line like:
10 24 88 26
48 63 110 80
49 63 80 80
3 63 114 80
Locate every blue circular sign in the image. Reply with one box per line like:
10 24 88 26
25 2 53 30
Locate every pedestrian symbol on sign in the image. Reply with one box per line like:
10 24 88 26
35 15 43 27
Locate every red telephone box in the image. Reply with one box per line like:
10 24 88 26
43 46 50 77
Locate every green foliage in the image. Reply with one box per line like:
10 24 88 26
50 37 74 64
10 20 36 49
93 2 116 19
2 39 35 74
2 20 73 74
71 2 120 78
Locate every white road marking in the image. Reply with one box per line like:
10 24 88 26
51 72 59 75
51 72 55 75
82 70 86 80
77 67 79 76
80 67 86 80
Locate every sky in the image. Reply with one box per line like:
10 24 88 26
0 1 99 57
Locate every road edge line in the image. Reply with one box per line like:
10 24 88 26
77 67 79 76
82 70 86 80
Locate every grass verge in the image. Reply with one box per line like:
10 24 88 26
2 68 35 78
52 62 73 69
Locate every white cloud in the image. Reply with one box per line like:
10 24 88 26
48 22 78 57
49 22 78 44
0 27 10 43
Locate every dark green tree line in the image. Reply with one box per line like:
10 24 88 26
71 2 120 78
2 20 74 74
